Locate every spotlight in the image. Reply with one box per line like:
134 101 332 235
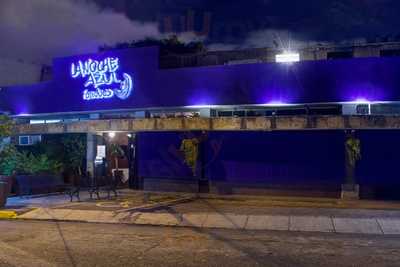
275 52 300 63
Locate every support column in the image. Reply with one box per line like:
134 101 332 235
86 133 96 177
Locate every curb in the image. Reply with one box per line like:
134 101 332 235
0 211 18 219
11 214 400 237
13 207 400 236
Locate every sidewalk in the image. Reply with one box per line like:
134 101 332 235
4 190 399 236
17 207 400 235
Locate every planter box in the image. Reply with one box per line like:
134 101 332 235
341 184 360 200
209 181 341 198
0 182 7 208
0 176 13 196
15 175 66 196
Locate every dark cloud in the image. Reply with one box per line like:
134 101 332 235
0 0 161 63
1 0 400 62
95 0 400 50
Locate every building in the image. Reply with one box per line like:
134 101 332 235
95 0 212 37
2 43 400 199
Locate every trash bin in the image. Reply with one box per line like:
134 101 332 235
0 182 7 208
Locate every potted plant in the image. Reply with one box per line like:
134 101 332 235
109 143 125 179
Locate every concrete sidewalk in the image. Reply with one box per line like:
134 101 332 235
5 190 400 235
17 207 400 235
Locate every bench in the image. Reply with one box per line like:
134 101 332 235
67 172 123 202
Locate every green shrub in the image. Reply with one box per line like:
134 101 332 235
0 145 63 176
0 144 19 176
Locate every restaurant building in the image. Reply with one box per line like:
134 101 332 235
2 45 400 199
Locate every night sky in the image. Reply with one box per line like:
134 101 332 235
1 0 400 63
95 0 400 42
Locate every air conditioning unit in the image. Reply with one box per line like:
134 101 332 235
342 103 370 115
18 135 42 146
356 104 370 115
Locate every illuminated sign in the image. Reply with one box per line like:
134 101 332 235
71 57 133 100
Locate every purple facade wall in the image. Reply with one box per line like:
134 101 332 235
137 131 345 195
137 131 400 199
1 47 400 115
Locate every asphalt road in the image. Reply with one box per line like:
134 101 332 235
0 220 399 267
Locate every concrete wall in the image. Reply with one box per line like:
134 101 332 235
13 116 400 135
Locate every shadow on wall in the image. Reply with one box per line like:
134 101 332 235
137 131 345 197
357 130 400 200
136 130 400 200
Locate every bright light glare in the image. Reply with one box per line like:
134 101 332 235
352 98 371 104
184 105 215 109
276 53 300 63
108 132 116 138
45 119 61 124
30 120 45 124
262 101 293 107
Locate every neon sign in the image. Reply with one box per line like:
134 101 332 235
71 57 133 101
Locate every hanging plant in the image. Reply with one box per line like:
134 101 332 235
180 138 200 176
345 136 361 167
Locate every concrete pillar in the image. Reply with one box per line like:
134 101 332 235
86 133 96 177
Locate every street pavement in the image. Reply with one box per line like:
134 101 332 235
3 192 400 266
1 220 400 267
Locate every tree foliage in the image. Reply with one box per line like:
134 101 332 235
99 36 206 56
61 135 86 176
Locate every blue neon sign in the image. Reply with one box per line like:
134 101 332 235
71 57 133 101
